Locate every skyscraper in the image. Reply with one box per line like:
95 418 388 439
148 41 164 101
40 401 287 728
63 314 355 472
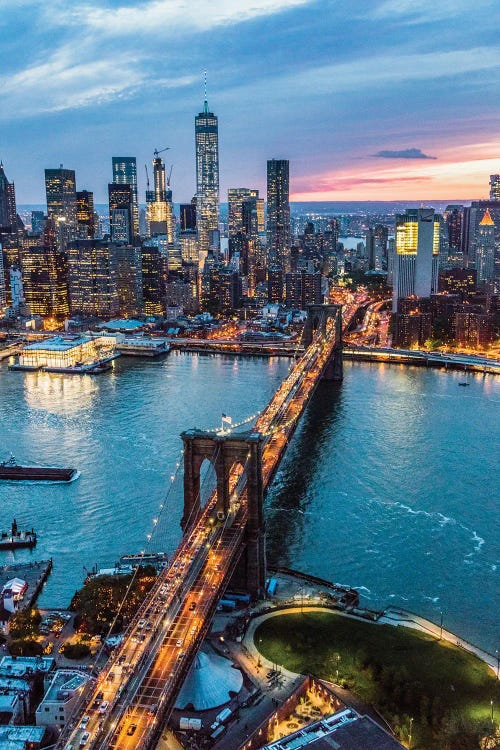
146 156 174 243
108 183 133 243
20 218 69 318
476 209 495 283
76 191 95 239
489 174 500 201
45 167 78 249
267 159 290 269
67 240 119 318
112 157 139 237
0 162 17 233
195 98 219 256
392 208 441 311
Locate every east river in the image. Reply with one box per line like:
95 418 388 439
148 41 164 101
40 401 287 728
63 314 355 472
0 353 498 652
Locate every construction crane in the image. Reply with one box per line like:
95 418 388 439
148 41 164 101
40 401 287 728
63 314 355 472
153 146 170 159
166 164 173 187
144 164 150 191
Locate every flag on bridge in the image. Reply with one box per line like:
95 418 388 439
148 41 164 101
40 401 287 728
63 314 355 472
221 413 232 426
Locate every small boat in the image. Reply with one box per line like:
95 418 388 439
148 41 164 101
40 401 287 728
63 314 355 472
0 519 37 550
0 454 77 482
458 382 470 387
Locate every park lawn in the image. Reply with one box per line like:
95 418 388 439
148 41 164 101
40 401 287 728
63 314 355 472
255 611 500 749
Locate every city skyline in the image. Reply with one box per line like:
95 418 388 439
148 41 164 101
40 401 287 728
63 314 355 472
1 0 499 204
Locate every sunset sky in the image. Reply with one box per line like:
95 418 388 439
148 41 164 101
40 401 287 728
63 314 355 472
1 0 499 204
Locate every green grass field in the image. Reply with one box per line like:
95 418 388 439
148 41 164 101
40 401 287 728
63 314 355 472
255 611 500 749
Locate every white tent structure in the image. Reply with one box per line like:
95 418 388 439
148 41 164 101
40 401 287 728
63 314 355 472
175 650 243 711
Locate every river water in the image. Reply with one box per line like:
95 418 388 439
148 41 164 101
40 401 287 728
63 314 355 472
0 354 498 652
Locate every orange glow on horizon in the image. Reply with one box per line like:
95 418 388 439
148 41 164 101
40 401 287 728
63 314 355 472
291 140 500 202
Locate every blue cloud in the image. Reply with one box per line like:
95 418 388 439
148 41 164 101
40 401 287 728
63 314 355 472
373 148 437 160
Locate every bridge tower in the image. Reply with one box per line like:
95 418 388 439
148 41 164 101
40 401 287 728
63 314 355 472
180 430 265 596
303 303 343 381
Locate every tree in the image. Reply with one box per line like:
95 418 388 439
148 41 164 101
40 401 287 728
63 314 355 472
9 608 41 639
70 566 157 635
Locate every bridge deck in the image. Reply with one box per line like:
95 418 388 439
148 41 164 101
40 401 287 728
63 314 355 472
57 311 342 750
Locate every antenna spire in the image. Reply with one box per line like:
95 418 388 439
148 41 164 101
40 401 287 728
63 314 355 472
203 70 208 114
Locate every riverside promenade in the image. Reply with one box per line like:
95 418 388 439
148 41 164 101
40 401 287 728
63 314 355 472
244 570 500 679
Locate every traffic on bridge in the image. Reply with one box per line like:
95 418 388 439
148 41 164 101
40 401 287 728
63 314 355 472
56 305 343 750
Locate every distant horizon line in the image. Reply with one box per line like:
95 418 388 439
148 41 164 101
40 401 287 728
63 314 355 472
18 198 483 208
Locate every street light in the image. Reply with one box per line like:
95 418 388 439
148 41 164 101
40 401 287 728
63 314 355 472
496 649 499 680
440 610 443 641
408 716 413 749
491 699 494 725
336 654 341 684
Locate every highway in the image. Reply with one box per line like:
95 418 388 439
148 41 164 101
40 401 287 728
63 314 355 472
343 346 500 374
56 308 342 750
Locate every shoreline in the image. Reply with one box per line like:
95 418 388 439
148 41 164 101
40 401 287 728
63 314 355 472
249 570 499 678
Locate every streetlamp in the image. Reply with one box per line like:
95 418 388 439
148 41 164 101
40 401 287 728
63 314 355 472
440 610 443 641
408 716 413 749
491 700 494 725
496 650 499 680
336 654 341 684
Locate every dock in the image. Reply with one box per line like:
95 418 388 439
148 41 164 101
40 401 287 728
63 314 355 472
0 559 52 610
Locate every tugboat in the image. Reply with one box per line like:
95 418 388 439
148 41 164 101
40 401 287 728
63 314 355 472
0 519 37 550
0 454 77 482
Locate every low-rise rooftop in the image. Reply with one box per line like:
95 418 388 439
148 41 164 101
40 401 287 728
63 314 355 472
43 669 88 703
0 654 55 677
0 725 45 750
24 335 93 352
262 709 404 750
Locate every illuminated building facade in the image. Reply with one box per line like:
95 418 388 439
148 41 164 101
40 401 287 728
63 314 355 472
476 208 495 283
180 202 196 231
141 244 164 315
76 191 95 239
195 100 219 256
20 219 69 318
285 270 323 309
267 159 290 269
228 189 259 240
490 174 500 201
0 162 17 233
108 183 133 244
19 335 116 369
146 157 174 243
67 240 119 318
114 244 142 316
45 167 78 250
267 267 284 303
112 157 139 237
438 267 477 299
392 208 441 311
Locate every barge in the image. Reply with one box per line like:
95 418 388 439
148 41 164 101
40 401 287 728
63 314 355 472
0 455 77 482
0 520 37 550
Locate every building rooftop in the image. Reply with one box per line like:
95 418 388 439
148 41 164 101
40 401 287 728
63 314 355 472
0 725 45 749
262 709 404 750
98 319 144 331
0 676 31 692
24 335 93 352
43 669 88 703
0 654 55 677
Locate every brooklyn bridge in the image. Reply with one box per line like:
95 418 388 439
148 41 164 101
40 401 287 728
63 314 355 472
56 303 343 750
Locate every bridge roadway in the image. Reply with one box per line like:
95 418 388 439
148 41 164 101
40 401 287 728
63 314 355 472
343 346 500 375
57 316 340 750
